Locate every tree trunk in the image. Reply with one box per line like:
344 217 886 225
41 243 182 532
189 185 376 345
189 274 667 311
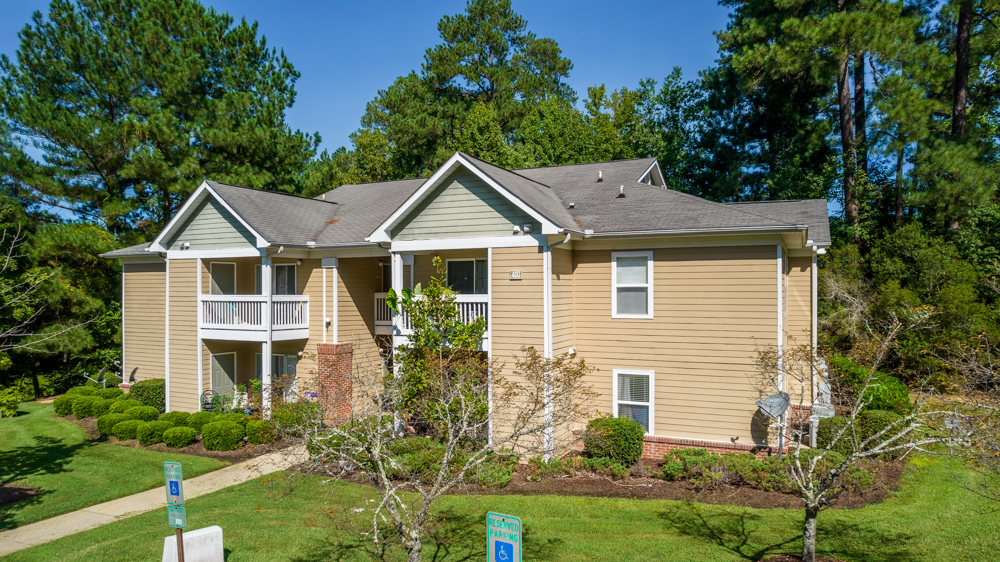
895 147 905 225
802 505 819 562
952 0 972 138
161 187 172 228
837 54 858 225
406 540 422 562
854 54 867 176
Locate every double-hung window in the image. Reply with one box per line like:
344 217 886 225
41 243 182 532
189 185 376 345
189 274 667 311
446 259 488 294
611 251 653 318
614 369 653 433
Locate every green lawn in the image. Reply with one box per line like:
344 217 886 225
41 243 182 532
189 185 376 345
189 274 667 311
3 453 997 561
0 401 227 531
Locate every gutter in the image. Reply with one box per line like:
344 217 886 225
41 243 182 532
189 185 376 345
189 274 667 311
580 225 807 239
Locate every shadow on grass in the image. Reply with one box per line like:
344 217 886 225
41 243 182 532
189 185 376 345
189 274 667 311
0 435 95 531
657 502 918 562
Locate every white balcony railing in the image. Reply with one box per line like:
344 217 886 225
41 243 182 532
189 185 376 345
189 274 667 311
374 292 488 335
199 294 309 335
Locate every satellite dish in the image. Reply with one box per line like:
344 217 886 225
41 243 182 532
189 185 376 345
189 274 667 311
96 368 106 383
128 367 138 384
756 392 791 419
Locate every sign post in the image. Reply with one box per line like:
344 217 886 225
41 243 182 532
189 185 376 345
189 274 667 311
164 462 185 562
487 512 521 562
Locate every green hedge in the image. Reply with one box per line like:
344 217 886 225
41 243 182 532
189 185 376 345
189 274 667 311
97 413 129 436
112 419 144 440
91 398 117 418
159 411 191 426
272 401 322 437
201 421 245 451
583 416 645 466
246 420 277 445
186 411 218 433
123 405 159 422
827 355 912 415
72 396 101 419
215 413 251 427
66 386 96 397
163 426 198 448
137 421 175 446
53 394 79 416
130 379 166 413
95 387 125 400
109 399 142 414
817 409 906 459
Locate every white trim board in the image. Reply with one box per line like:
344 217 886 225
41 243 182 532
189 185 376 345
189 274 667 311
612 369 655 435
390 235 545 253
610 251 654 319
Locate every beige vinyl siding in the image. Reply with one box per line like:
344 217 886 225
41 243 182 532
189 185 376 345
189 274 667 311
337 257 383 358
123 262 166 382
785 255 813 403
551 247 573 356
491 246 544 362
573 245 778 443
392 170 538 240
168 259 200 412
282 258 321 393
168 197 255 250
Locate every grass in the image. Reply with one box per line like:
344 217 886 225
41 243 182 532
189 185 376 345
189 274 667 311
0 401 227 531
3 453 998 561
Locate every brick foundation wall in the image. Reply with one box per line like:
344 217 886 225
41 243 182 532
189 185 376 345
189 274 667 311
316 342 353 424
642 435 777 458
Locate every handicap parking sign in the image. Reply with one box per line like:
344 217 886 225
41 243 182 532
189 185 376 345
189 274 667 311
495 540 513 561
487 512 521 562
169 481 180 496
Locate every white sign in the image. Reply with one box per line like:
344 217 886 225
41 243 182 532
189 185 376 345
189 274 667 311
509 270 522 280
164 462 184 505
487 512 521 562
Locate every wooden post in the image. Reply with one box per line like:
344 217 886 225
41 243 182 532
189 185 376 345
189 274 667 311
175 527 185 562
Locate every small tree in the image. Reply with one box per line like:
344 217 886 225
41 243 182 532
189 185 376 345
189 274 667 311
281 258 595 561
753 313 966 562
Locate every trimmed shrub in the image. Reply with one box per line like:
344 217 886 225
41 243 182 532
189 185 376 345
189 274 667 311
816 410 905 459
159 411 191 426
201 421 245 451
53 394 79 416
272 401 323 436
72 395 101 419
186 411 218 433
95 387 124 400
137 421 175 446
123 405 159 422
215 413 251 427
163 426 198 449
109 399 142 414
828 355 912 415
91 398 117 418
246 420 277 445
130 379 166 413
97 413 129 436
66 386 96 396
583 416 645 466
112 419 144 440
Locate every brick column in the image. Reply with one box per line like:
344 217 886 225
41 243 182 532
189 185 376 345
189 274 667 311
316 342 353 425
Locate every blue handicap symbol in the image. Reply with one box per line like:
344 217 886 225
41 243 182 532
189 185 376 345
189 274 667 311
169 481 180 496
494 540 513 562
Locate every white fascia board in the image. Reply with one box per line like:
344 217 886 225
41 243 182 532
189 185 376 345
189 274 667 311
369 153 561 241
165 247 262 259
583 225 803 238
390 234 545 252
149 182 269 251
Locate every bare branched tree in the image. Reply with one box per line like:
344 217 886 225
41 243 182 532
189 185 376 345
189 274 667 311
753 311 969 562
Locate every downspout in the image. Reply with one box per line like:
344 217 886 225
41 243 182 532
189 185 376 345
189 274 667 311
776 244 784 459
542 232 571 458
164 255 170 413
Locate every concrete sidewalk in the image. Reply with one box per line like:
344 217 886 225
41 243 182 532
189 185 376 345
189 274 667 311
0 446 305 557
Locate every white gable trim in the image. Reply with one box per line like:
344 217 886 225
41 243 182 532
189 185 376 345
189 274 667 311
369 153 561 242
149 182 268 251
638 159 665 188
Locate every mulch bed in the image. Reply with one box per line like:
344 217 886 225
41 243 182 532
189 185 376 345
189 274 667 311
61 415 292 462
0 484 41 509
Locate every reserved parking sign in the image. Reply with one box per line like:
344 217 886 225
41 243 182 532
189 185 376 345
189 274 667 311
164 462 184 505
487 512 521 562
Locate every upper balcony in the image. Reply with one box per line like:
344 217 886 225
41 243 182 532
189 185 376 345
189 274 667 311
374 292 488 338
199 294 309 342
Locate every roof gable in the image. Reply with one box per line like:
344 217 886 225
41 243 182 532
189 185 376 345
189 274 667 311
166 197 256 250
150 182 267 252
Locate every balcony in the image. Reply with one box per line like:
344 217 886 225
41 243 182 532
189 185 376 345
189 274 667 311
199 294 309 342
374 292 488 337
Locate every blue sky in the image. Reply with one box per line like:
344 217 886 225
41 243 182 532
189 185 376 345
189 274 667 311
0 0 732 154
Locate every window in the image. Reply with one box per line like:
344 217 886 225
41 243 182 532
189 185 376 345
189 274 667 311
446 259 488 294
255 353 298 380
210 263 236 295
254 264 297 295
380 263 392 292
611 251 653 318
614 369 653 433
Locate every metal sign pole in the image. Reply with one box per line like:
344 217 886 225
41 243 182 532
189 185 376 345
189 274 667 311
175 527 185 562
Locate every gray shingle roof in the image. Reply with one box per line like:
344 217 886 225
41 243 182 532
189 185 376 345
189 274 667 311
100 242 153 258
312 178 426 245
723 199 832 246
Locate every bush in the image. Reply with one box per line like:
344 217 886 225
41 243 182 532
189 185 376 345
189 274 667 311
66 386 96 397
215 413 251 427
123 405 159 422
94 387 124 400
137 421 175 446
582 416 645 466
246 420 277 445
109 399 142 414
130 379 166 413
97 413 129 436
163 426 198 448
72 395 101 418
112 419 144 440
0 386 26 418
91 398 117 418
53 394 79 416
272 401 322 436
186 411 218 433
201 421 245 451
159 411 191 426
828 355 912 415
817 410 905 459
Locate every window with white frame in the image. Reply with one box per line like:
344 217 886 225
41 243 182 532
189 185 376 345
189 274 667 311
611 251 653 318
614 369 653 433
446 259 488 294
255 264 297 295
210 262 236 295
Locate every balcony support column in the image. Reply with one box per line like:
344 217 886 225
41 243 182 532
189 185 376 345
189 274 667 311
261 255 272 416
196 257 204 410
